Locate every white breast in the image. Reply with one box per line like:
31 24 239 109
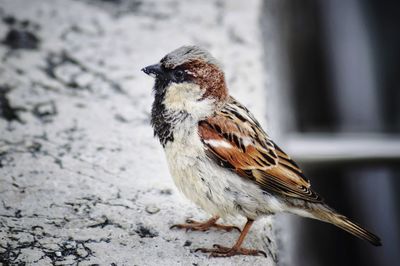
163 118 287 219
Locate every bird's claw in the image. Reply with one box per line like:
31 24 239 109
195 244 267 257
170 218 241 232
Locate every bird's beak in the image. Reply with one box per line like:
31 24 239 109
141 63 164 78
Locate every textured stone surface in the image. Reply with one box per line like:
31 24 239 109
0 0 277 265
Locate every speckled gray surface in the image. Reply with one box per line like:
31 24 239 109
0 0 278 265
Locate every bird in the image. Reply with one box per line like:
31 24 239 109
141 45 382 257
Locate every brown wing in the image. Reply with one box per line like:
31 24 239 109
198 97 322 203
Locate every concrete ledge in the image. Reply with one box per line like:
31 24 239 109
0 0 277 265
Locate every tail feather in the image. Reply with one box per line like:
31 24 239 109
309 205 382 246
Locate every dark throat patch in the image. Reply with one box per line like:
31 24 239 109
151 78 188 147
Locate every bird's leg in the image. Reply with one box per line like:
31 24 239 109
195 219 266 257
170 215 241 232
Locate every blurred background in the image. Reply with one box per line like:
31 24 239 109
262 1 400 266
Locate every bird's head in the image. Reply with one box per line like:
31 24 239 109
142 46 228 119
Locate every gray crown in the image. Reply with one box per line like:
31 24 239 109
160 45 221 69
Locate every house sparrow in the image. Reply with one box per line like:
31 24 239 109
142 45 382 257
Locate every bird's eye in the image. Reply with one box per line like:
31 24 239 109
173 69 185 82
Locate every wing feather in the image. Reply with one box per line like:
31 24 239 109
198 97 322 203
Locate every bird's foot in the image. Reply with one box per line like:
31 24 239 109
195 244 267 257
170 218 241 232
